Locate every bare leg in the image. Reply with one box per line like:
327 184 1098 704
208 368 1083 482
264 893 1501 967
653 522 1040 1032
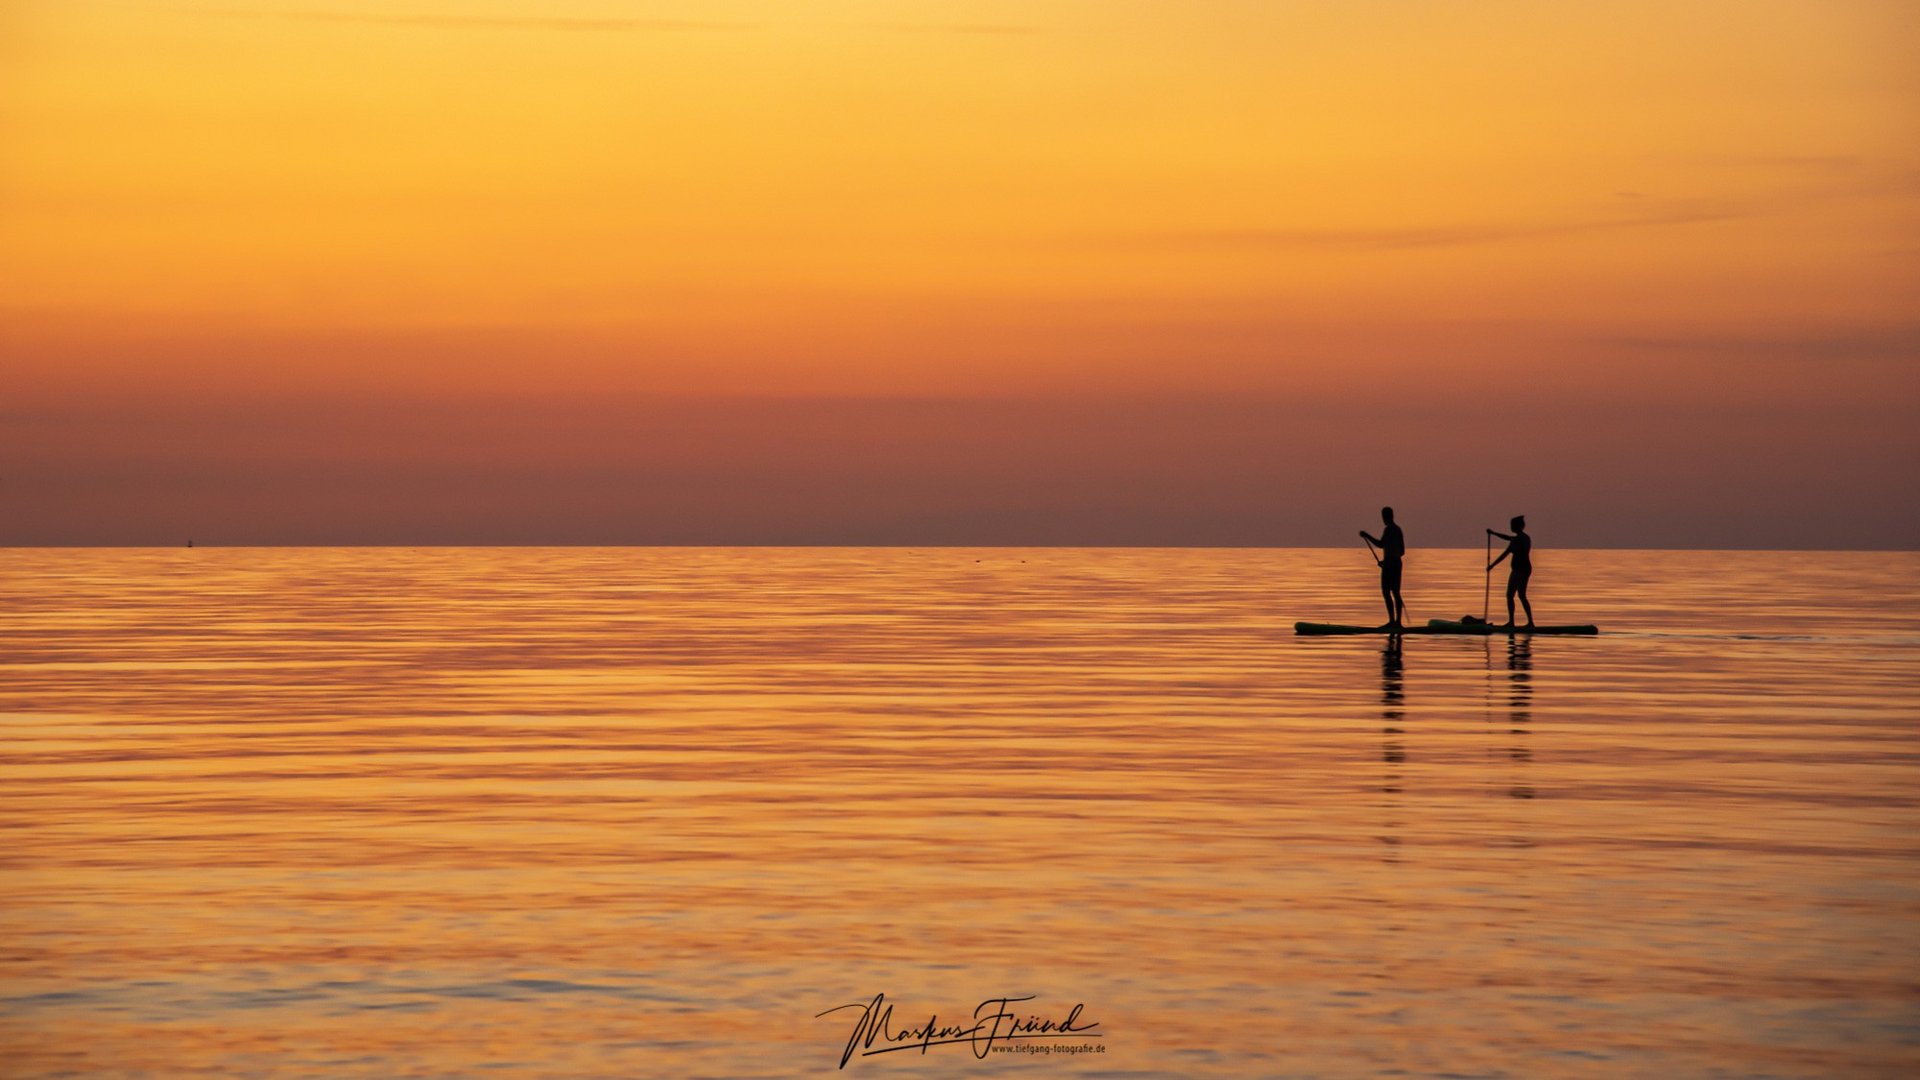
1504 580 1517 626
1518 586 1533 627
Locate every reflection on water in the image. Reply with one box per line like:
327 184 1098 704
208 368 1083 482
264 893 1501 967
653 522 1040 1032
1378 637 1404 863
2 547 1917 1078
1507 637 1534 799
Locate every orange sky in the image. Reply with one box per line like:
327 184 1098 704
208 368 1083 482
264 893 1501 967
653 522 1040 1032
2 1 1916 545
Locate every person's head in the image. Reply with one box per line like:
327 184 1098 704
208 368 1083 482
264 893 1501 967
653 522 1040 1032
1381 506 1395 524
1510 515 1525 532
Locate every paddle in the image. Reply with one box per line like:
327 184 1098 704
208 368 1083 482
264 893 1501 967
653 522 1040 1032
1484 529 1492 622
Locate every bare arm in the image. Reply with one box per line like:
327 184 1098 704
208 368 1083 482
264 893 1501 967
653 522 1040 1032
1486 529 1513 569
1358 531 1383 565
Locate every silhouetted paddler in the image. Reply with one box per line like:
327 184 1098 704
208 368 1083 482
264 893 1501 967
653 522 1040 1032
1487 516 1533 627
1359 506 1407 628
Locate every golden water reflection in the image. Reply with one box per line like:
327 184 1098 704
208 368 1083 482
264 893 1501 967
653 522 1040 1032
2 548 1917 1077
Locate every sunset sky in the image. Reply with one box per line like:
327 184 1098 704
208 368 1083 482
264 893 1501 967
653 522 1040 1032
3 0 1916 546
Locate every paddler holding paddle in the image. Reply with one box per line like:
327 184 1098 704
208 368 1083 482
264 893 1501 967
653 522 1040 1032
1487 515 1534 628
1359 506 1407 629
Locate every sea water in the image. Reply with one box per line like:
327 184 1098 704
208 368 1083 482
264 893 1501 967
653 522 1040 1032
2 548 1916 1077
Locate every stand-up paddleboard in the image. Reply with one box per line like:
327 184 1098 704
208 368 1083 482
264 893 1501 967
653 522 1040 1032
1425 619 1598 635
1294 619 1599 636
1295 622 1443 635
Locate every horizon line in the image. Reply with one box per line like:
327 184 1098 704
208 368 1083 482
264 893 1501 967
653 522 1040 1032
7 543 1916 553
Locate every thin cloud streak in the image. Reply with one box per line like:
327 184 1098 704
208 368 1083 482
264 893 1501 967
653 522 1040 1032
872 23 1042 36
1143 199 1749 252
1595 324 1920 363
200 8 744 32
1129 164 1920 253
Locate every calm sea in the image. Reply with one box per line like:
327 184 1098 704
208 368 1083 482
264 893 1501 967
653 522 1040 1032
3 548 1916 1078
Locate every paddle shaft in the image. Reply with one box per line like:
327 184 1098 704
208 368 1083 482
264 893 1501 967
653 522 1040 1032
1484 531 1492 621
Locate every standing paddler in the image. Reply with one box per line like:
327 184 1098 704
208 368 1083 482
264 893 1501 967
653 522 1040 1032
1359 506 1407 629
1487 515 1534 628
